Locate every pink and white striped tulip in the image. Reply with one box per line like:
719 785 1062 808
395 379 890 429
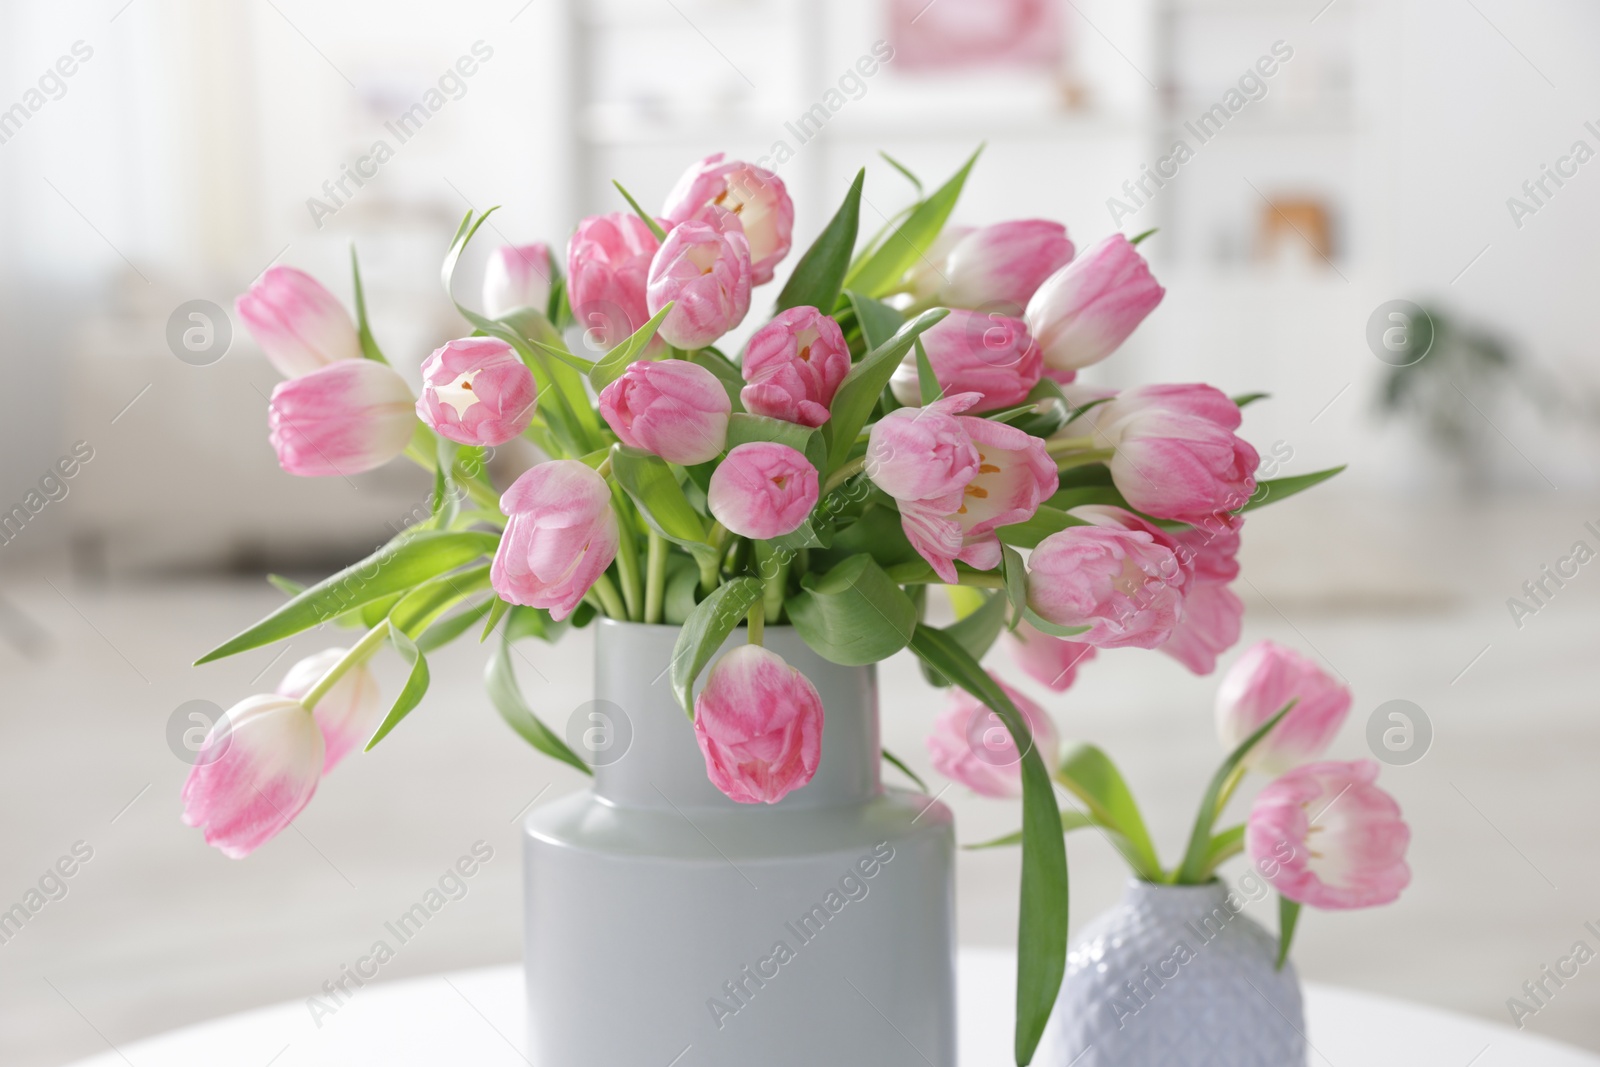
483 242 554 320
707 442 819 539
694 644 824 804
865 401 980 505
566 213 661 353
236 266 362 379
1098 383 1260 525
1158 582 1244 676
491 460 619 620
268 359 415 477
416 337 538 447
597 358 731 466
1247 760 1411 910
927 680 1058 799
941 220 1075 315
647 216 753 349
275 649 382 774
1025 234 1164 379
1026 506 1188 649
739 306 851 428
1216 640 1351 775
1171 515 1243 585
900 224 974 306
888 310 1043 413
662 153 795 285
1006 622 1098 692
180 695 324 858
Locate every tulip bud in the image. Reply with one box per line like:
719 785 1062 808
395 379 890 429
1098 383 1260 525
1247 760 1411 909
416 337 538 447
888 309 1042 412
491 460 620 621
567 213 661 354
597 358 731 465
941 220 1075 315
180 695 324 858
899 225 973 305
865 396 980 505
646 215 753 349
483 242 554 320
235 266 362 379
1215 640 1351 775
1026 510 1187 649
662 153 795 285
694 644 824 804
739 306 851 428
1006 622 1097 692
707 442 819 539
275 649 382 773
268 359 415 477
1025 234 1164 378
927 680 1059 798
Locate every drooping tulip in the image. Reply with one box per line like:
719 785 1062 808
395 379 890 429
1025 233 1164 379
415 337 538 447
236 266 362 379
1097 383 1260 525
646 215 753 349
1158 582 1244 676
707 442 819 539
739 306 851 428
694 644 824 804
483 242 554 319
180 695 325 858
662 153 795 285
1026 507 1188 649
268 359 415 477
926 680 1059 798
888 310 1043 412
1006 622 1098 693
1247 760 1411 909
275 649 382 774
1216 640 1351 775
566 212 660 353
597 358 731 465
491 460 619 620
940 220 1075 315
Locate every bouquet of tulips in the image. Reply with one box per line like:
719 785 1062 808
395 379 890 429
185 147 1345 1062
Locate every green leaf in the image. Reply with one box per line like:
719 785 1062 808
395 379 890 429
588 302 674 389
388 564 493 639
1276 895 1301 970
786 554 917 666
826 307 949 471
846 289 906 351
997 505 1091 550
1241 465 1346 513
350 246 389 364
663 562 703 625
1056 744 1163 880
917 590 1008 688
479 595 512 642
1204 823 1247 871
1232 391 1270 408
914 337 941 405
267 574 305 598
881 748 928 792
485 607 591 773
822 501 921 572
609 446 713 556
612 179 668 241
1021 607 1090 640
775 168 863 314
196 532 501 664
671 577 764 714
843 145 981 298
727 412 825 476
909 625 1067 1067
1173 700 1298 884
415 598 494 653
1129 227 1159 246
688 346 745 408
966 808 1100 850
364 628 430 750
1045 485 1127 512
1000 544 1028 631
878 151 922 194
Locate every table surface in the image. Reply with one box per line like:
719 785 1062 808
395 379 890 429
64 948 1600 1067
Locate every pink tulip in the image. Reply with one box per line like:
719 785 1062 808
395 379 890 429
275 649 382 774
566 212 661 353
236 266 362 379
864 400 980 505
888 310 1043 413
483 242 553 319
491 460 619 620
1216 640 1351 775
926 680 1059 798
268 359 415 477
597 358 731 465
941 220 1075 315
1247 760 1411 910
739 306 851 428
1171 515 1242 585
1024 234 1164 379
694 644 824 804
707 442 819 539
1026 506 1188 649
1006 622 1098 692
885 394 1056 583
415 337 538 447
647 216 753 349
180 695 324 858
900 224 974 305
1158 583 1244 676
662 153 795 285
1098 383 1260 525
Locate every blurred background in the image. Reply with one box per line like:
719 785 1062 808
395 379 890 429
3 0 1600 1063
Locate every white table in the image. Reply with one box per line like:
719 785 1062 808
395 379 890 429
66 949 1600 1066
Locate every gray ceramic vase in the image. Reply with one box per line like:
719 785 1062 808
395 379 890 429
1036 879 1306 1067
522 621 957 1067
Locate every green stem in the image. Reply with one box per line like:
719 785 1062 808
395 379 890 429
644 530 667 624
747 601 764 646
885 560 1006 588
591 572 628 620
1044 435 1098 455
1055 448 1115 472
762 551 790 623
823 455 868 494
300 620 390 709
1213 764 1248 819
609 492 644 622
700 522 729 594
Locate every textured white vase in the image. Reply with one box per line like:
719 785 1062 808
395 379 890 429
522 621 957 1067
1036 879 1306 1067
